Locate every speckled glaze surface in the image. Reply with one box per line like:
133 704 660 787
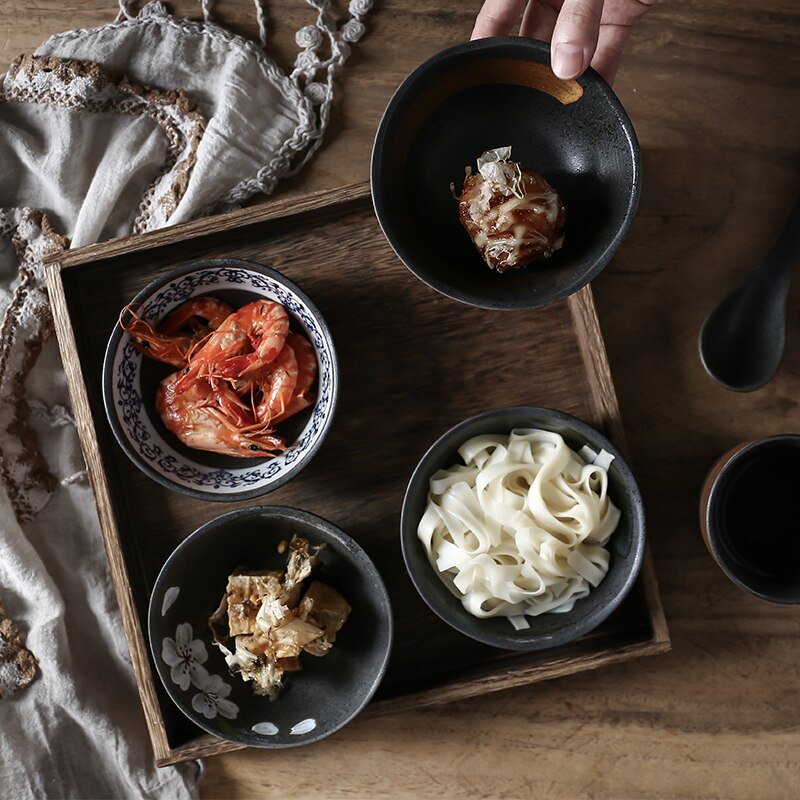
371 36 641 311
700 435 800 603
148 505 393 748
400 406 646 650
102 259 339 502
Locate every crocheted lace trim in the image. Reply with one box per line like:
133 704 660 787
2 54 208 234
58 0 375 208
0 209 68 523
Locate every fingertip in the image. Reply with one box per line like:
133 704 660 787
471 0 528 42
549 0 603 79
551 42 586 80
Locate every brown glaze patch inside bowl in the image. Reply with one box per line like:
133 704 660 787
395 59 583 162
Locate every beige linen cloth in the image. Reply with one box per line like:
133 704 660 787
0 1 370 796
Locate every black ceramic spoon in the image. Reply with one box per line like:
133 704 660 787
699 194 800 392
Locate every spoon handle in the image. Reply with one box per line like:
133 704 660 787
759 193 800 285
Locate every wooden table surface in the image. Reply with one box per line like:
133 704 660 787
3 1 800 797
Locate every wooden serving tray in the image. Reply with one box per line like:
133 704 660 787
45 182 670 766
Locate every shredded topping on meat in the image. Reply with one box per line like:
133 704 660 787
476 146 526 198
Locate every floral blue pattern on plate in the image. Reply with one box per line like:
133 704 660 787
103 259 338 501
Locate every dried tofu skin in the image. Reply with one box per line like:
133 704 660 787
271 617 325 658
209 537 351 699
304 581 351 644
225 572 283 635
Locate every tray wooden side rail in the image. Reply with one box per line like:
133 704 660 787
45 181 669 766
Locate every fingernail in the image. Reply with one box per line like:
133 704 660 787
552 43 584 80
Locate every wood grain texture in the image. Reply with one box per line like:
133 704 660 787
6 0 800 797
48 184 666 766
45 267 176 760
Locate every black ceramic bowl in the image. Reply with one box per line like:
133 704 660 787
103 258 338 502
148 506 393 748
371 37 641 311
400 407 645 650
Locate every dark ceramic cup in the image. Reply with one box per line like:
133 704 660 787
700 435 800 603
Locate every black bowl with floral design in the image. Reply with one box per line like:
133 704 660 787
148 505 393 748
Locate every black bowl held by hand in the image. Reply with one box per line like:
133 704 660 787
400 407 646 651
371 36 641 311
148 506 393 748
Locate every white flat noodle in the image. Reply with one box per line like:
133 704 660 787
509 615 530 631
567 548 608 588
594 449 615 471
417 503 441 556
588 502 621 546
430 465 479 495
417 429 621 627
434 539 473 572
458 434 505 465
507 437 533 464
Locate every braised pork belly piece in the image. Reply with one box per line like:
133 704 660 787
457 147 566 272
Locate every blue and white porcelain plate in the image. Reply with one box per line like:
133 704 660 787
103 259 338 501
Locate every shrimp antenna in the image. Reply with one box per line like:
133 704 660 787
119 302 159 337
185 329 214 362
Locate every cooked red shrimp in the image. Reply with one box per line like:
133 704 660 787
120 304 194 368
270 332 318 424
253 343 299 424
160 296 234 336
177 299 289 389
156 372 285 458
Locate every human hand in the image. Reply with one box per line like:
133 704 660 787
471 0 657 85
